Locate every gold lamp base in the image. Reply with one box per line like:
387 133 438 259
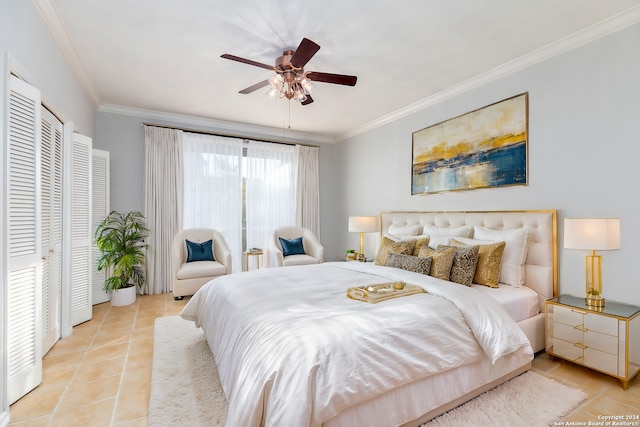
585 295 605 308
357 232 366 262
585 251 605 308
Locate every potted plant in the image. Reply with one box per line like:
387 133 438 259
94 210 149 306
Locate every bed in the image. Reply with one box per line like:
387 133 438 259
180 210 558 427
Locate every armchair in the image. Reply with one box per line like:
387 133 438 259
271 226 324 267
172 228 232 299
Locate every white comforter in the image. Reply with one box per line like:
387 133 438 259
180 261 533 427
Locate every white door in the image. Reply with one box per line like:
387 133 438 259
69 133 92 326
91 149 110 305
6 75 43 405
40 107 63 355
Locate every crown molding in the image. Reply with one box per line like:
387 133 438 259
32 0 101 107
336 5 640 142
98 104 336 145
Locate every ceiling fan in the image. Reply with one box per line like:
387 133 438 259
221 38 357 105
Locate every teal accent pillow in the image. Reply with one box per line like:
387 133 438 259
186 239 214 262
279 237 305 256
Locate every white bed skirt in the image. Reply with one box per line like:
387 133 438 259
325 354 531 427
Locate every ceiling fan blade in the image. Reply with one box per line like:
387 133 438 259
221 54 274 71
306 72 357 86
301 95 314 106
239 80 270 94
290 38 320 68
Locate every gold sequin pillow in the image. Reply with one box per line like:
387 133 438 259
451 238 506 288
418 246 456 280
412 236 430 256
374 237 416 265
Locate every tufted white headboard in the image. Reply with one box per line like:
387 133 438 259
379 210 558 311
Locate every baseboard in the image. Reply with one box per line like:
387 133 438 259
0 410 10 427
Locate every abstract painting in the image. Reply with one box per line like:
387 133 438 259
412 93 528 195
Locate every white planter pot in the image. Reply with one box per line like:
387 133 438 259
111 286 137 306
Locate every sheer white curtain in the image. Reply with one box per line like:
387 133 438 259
182 133 244 272
245 141 296 267
295 145 320 237
144 126 183 294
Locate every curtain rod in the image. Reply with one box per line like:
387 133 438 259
140 122 319 148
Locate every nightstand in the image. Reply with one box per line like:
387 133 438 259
546 295 640 389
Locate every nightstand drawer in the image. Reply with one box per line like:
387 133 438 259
584 313 618 336
552 338 618 375
553 338 584 361
553 324 618 353
553 322 583 343
554 305 583 327
585 348 617 375
584 330 618 354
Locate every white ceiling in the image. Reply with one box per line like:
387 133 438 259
41 0 640 142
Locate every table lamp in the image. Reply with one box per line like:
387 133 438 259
348 216 377 261
564 218 620 308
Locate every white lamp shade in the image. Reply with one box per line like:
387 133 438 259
564 218 620 250
348 216 377 233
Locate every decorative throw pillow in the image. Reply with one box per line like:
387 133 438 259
418 246 456 281
473 226 530 287
452 238 506 288
385 253 432 275
412 236 431 256
374 237 416 266
185 239 215 262
279 237 306 257
438 244 479 286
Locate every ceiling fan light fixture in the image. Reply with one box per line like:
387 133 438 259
268 74 283 88
300 78 313 94
266 86 279 99
222 37 357 106
294 87 307 102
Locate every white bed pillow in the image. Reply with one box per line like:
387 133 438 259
388 223 420 238
422 225 472 249
472 226 530 287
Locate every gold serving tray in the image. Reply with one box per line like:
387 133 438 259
346 282 424 304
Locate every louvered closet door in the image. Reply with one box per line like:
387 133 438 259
92 149 110 304
70 133 92 325
41 107 63 355
7 75 43 405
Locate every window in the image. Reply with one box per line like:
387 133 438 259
183 133 296 271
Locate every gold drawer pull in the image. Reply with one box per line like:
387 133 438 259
571 309 588 315
573 342 587 350
574 325 588 332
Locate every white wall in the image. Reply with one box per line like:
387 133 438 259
0 1 96 136
334 23 640 306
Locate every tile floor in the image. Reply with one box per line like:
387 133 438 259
7 293 640 426
8 293 185 427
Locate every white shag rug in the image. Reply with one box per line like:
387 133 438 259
149 316 586 427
